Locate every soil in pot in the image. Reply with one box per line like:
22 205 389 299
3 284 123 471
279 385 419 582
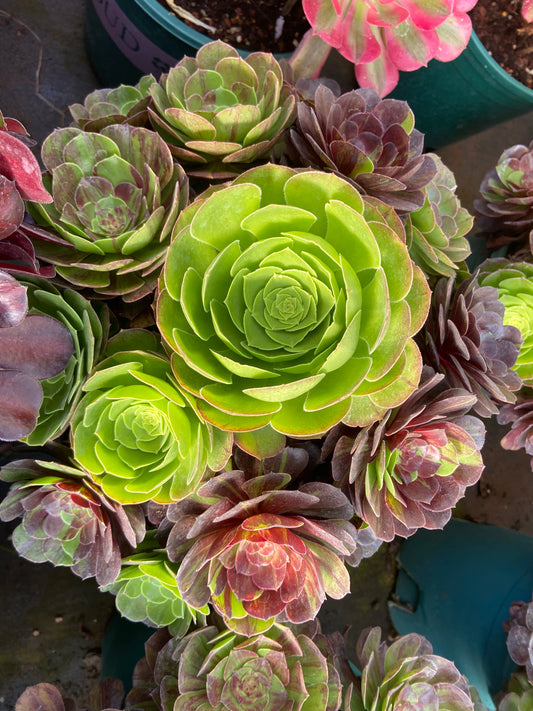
155 0 309 53
471 0 533 89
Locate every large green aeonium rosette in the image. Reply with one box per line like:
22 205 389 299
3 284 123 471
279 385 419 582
71 343 232 504
157 165 431 438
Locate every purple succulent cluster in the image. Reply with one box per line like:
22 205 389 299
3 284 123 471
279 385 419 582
285 83 437 214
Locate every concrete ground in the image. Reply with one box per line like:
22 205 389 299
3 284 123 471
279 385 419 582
0 1 532 708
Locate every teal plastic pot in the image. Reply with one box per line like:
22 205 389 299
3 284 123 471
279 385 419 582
85 0 290 87
390 519 533 710
390 32 533 150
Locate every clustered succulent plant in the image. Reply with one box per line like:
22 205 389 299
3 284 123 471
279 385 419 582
2 35 529 711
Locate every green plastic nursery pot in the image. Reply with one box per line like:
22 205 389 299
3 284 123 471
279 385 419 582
390 32 533 150
390 519 533 711
84 0 291 87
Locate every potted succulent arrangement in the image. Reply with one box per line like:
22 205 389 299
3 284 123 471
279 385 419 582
3 35 533 711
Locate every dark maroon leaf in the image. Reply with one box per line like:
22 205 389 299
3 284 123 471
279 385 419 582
0 370 43 441
0 313 73 379
0 130 52 203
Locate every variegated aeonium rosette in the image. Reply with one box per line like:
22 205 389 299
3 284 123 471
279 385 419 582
27 124 188 301
149 40 296 178
300 0 477 97
71 332 232 504
157 164 431 440
0 457 145 586
419 274 523 418
125 623 342 711
165 467 362 636
330 367 485 541
350 626 478 711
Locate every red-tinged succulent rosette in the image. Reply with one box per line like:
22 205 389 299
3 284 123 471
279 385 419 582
330 367 485 541
166 469 362 636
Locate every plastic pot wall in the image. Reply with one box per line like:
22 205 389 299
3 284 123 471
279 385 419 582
390 519 533 710
390 32 533 150
85 0 289 87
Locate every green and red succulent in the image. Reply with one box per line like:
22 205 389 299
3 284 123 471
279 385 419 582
475 140 533 248
349 626 479 710
132 623 343 711
0 457 145 586
166 469 361 635
28 124 188 301
331 367 485 541
148 40 297 178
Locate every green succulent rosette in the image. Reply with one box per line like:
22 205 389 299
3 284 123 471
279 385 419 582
20 276 109 446
169 623 342 711
148 40 296 178
405 155 473 280
350 627 477 711
101 546 208 637
157 164 430 439
499 674 533 711
478 259 533 386
69 75 156 132
28 124 188 301
71 340 232 503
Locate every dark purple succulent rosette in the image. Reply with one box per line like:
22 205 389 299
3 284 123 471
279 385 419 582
419 274 523 418
285 83 437 214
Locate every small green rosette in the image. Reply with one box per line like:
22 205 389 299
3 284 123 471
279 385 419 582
101 547 207 638
71 336 231 503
